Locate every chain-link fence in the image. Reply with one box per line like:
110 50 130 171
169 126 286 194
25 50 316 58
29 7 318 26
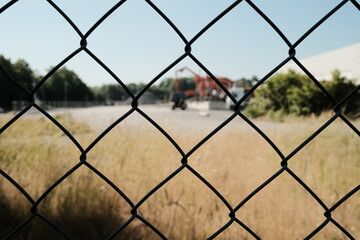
1 0 359 239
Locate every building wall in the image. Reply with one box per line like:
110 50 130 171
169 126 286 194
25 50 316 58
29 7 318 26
281 42 360 83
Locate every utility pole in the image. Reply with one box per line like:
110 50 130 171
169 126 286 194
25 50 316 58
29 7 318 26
64 81 68 108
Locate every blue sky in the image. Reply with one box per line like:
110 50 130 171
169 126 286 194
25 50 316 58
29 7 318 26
0 0 359 86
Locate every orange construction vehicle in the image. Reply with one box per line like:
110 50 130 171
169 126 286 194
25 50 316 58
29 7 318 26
171 67 233 109
175 67 232 97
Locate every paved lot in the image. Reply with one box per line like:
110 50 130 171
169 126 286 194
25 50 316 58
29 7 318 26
47 104 280 133
1 104 295 142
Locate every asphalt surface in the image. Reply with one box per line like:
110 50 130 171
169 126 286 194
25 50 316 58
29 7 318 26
47 104 279 133
1 104 295 142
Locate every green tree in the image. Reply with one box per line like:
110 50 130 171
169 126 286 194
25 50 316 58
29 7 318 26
38 67 94 101
91 84 128 101
323 70 360 116
234 76 256 88
0 55 37 110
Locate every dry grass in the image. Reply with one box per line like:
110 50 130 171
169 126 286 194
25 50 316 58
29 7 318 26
0 112 359 240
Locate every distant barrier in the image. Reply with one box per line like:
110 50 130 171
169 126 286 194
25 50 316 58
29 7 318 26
1 0 359 239
11 101 108 111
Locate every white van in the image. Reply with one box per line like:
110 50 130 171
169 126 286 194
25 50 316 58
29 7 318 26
225 87 245 110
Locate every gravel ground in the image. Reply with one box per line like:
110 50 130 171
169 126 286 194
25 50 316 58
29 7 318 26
46 104 283 133
49 104 250 130
1 104 292 140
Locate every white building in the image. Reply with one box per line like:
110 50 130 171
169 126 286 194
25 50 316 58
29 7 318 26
281 42 360 84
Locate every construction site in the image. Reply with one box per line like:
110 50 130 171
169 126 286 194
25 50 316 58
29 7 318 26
170 67 252 111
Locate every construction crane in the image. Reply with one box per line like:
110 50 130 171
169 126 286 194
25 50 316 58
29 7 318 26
175 67 233 100
170 67 235 110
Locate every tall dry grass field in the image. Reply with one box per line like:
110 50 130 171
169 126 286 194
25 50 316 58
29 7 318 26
0 112 359 240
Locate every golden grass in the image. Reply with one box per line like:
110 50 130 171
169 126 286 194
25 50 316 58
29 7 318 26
0 112 359 240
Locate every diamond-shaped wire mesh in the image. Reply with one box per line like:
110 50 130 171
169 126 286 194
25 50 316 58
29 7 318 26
0 0 359 239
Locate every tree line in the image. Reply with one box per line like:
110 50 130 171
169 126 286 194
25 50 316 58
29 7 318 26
1 55 358 117
0 55 95 110
0 55 197 110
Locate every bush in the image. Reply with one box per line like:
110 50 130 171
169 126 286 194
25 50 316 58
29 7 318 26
244 70 359 118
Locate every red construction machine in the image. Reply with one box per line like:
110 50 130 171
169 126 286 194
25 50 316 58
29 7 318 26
171 67 233 109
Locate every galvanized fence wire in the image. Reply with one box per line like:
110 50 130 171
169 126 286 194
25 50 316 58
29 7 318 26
0 0 359 239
